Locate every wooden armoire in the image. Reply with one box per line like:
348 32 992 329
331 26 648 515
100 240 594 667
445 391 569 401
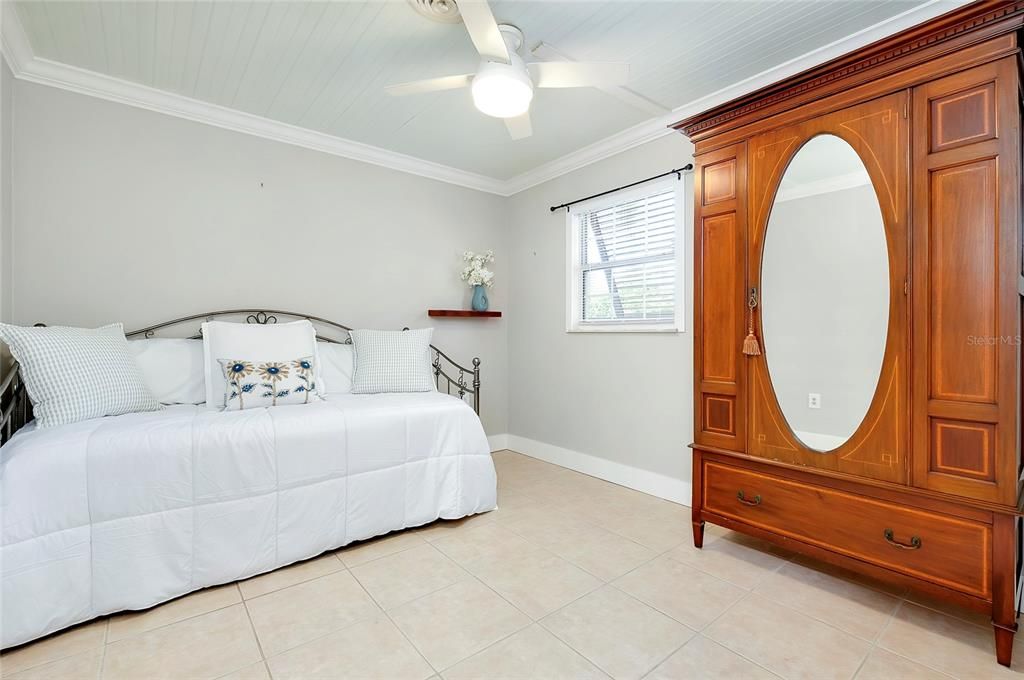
676 0 1024 666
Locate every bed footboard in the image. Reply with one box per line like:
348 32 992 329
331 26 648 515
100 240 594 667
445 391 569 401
431 348 481 415
0 362 31 445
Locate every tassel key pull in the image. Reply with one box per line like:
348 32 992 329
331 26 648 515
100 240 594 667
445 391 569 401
743 287 762 357
743 333 761 357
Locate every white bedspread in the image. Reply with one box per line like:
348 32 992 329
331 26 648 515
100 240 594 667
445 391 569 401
0 393 496 648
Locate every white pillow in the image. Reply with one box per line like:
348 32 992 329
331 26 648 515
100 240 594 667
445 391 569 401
0 322 161 428
350 328 435 394
128 338 206 405
318 342 354 395
201 320 325 409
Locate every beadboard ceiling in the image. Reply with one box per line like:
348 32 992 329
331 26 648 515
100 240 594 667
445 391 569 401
7 0 964 191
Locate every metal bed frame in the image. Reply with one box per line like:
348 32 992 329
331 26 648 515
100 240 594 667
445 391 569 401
0 309 481 445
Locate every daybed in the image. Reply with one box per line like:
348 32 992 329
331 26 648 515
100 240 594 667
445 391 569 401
0 310 497 649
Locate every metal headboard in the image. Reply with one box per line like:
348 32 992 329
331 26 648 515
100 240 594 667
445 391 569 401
0 309 481 444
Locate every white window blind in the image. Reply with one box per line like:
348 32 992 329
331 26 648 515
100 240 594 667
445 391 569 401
569 182 680 331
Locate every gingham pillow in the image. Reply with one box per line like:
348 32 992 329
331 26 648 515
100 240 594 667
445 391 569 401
0 322 161 429
350 328 434 394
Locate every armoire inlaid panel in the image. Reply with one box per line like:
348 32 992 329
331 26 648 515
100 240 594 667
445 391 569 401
930 418 996 482
702 159 737 205
931 82 997 153
703 395 736 436
701 212 739 383
928 160 998 404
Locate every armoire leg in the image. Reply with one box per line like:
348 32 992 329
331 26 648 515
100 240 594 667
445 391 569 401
994 623 1016 667
691 450 704 549
692 519 705 548
992 513 1018 667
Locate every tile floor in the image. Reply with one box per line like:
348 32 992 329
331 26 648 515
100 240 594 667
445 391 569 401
2 450 1022 680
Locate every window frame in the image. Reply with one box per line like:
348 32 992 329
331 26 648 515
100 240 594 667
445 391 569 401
565 176 687 334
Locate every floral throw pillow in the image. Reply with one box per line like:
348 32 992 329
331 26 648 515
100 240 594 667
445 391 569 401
218 356 321 411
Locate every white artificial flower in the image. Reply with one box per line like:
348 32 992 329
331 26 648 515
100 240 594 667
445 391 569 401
459 250 496 288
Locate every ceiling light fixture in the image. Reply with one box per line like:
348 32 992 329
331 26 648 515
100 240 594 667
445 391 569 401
471 60 534 118
386 7 630 140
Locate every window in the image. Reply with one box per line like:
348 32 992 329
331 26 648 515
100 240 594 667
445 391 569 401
567 179 684 332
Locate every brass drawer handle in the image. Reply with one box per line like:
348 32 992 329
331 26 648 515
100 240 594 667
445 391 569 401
884 529 922 550
736 490 762 507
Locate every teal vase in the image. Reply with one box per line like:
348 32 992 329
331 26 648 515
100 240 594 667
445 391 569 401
471 285 489 312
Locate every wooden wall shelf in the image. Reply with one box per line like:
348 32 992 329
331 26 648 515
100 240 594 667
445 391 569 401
428 310 502 318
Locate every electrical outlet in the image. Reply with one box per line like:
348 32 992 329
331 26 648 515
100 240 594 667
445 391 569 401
808 393 822 409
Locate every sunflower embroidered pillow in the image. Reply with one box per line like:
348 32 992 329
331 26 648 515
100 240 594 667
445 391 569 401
201 320 325 410
218 357 321 410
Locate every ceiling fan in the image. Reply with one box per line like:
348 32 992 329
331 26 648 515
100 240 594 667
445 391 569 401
386 0 630 140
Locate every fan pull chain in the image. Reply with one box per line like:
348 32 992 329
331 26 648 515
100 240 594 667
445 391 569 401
743 287 762 357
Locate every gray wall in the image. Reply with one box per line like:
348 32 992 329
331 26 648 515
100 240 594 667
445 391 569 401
10 79 509 433
506 134 695 482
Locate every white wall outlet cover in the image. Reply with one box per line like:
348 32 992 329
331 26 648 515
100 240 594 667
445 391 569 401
808 393 822 409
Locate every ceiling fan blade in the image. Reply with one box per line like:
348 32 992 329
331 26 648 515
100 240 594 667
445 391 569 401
504 113 532 140
384 74 473 96
528 61 629 89
531 42 667 115
458 0 510 63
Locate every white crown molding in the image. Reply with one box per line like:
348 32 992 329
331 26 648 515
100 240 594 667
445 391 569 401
2 0 968 198
501 0 971 196
501 115 674 196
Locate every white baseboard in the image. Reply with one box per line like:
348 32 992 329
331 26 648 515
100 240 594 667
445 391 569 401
487 434 510 452
502 434 691 506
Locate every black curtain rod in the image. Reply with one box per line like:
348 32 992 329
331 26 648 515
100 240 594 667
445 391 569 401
549 163 693 213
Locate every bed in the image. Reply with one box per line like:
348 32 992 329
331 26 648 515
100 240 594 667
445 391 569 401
0 310 497 649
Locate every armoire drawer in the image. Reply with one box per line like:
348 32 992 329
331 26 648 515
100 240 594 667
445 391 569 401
702 461 992 599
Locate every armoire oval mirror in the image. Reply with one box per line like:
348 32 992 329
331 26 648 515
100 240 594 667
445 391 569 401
760 134 890 452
